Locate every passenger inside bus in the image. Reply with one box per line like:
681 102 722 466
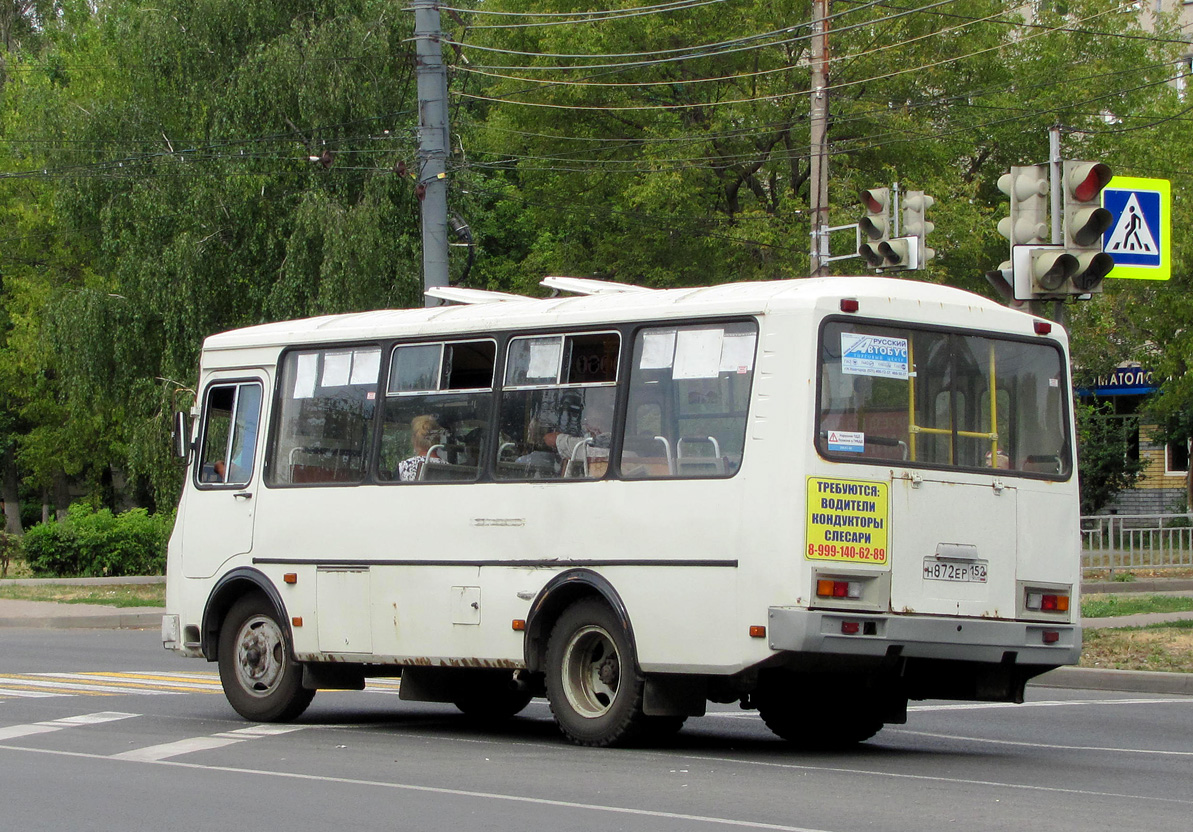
544 394 615 477
397 414 446 481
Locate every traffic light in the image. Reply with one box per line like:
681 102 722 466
903 191 935 266
857 187 890 268
997 165 1050 250
1013 245 1078 299
1062 161 1114 294
877 236 919 270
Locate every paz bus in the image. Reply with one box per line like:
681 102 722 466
162 275 1081 748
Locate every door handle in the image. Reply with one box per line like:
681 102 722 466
233 490 253 500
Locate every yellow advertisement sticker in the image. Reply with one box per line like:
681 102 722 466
806 477 889 565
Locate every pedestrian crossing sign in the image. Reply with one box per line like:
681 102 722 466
1101 176 1170 280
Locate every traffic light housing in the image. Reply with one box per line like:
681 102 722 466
877 236 919 270
857 187 890 268
1012 245 1078 299
1062 161 1114 294
997 165 1050 249
902 190 935 266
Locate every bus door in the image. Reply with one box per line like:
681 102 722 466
181 377 266 579
888 474 1018 619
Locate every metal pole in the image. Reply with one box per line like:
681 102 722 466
808 0 830 276
413 0 451 305
1049 125 1062 245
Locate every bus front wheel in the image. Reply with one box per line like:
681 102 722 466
545 599 647 747
217 593 314 722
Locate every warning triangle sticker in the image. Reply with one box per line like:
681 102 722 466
1106 193 1158 255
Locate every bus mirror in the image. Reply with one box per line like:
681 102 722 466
172 411 191 460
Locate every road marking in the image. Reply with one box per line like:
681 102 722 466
0 742 839 832
111 736 247 762
0 671 401 699
894 729 1193 757
112 723 307 762
0 711 137 741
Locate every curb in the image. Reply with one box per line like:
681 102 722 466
1083 579 1193 594
0 576 165 587
1031 666 1193 696
0 611 163 630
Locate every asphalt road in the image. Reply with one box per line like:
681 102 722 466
1 628 1191 832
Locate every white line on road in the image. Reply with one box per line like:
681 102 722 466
893 729 1193 757
0 742 840 832
113 723 308 761
0 711 137 741
110 736 246 762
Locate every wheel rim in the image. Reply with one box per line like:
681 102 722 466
234 614 287 698
560 624 621 718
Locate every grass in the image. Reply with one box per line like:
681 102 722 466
0 583 165 607
1081 593 1193 618
1079 621 1193 673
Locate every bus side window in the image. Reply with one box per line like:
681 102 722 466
197 382 262 487
378 340 495 483
619 322 757 479
266 348 380 486
497 332 619 481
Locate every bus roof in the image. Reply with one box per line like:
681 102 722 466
202 276 1053 352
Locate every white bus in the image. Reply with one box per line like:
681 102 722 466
163 276 1081 748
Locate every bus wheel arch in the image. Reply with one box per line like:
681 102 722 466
523 569 635 676
201 567 290 664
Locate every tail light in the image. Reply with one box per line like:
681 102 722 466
817 579 862 599
1026 592 1070 612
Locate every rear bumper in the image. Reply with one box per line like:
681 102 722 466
767 606 1081 666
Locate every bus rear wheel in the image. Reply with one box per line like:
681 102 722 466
218 593 314 722
756 682 883 749
545 599 647 747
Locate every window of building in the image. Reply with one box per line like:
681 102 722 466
1168 438 1190 475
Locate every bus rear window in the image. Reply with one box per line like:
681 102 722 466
816 320 1071 478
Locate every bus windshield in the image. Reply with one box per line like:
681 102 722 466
817 319 1071 478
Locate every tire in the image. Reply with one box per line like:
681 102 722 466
218 593 314 722
544 599 648 747
756 681 882 749
453 674 534 721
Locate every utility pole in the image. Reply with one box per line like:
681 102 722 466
808 0 830 276
413 0 451 305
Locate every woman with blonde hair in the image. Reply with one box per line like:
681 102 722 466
398 414 444 481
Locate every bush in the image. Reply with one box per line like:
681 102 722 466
21 504 174 577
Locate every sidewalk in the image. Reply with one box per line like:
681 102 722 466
3 576 1193 696
0 576 164 631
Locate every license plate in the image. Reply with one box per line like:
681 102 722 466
923 557 988 583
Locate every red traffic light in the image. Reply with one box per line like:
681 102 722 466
1070 162 1112 202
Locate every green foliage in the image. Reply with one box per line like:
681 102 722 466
0 0 1189 521
1076 400 1146 515
20 503 173 577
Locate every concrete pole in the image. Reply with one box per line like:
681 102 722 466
808 0 830 276
413 0 451 305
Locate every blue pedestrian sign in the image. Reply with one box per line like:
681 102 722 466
1101 176 1170 280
